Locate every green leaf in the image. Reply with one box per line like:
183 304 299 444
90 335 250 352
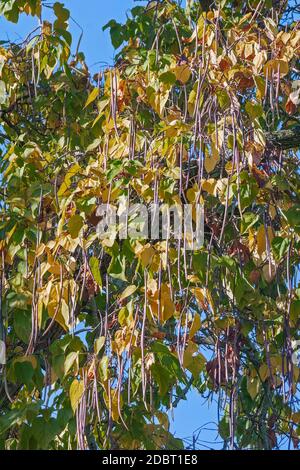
108 255 127 281
31 417 61 449
290 300 300 326
192 252 208 284
219 414 230 440
98 356 109 381
103 20 124 49
159 71 176 85
245 101 264 119
271 236 290 261
53 2 70 22
14 361 35 387
13 309 31 343
0 0 19 22
284 205 300 228
0 406 35 436
241 212 259 234
89 256 102 288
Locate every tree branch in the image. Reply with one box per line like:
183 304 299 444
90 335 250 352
266 126 300 150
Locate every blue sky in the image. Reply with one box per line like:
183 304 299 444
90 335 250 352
0 0 220 449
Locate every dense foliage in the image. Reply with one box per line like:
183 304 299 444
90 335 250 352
0 0 300 450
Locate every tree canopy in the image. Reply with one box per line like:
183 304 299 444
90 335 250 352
0 0 300 450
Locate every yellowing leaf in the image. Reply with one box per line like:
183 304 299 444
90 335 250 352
148 283 175 324
120 284 137 301
256 225 266 256
247 376 259 400
68 215 83 239
89 256 102 288
69 379 84 413
245 101 263 119
262 263 276 283
202 179 217 195
183 341 198 369
14 355 37 369
189 313 201 339
42 20 52 36
292 412 300 424
137 244 155 267
205 129 223 173
257 225 274 257
259 363 269 382
160 284 175 323
64 351 78 375
103 387 122 422
48 291 70 331
205 154 219 173
183 341 205 377
173 64 191 84
147 85 170 117
264 59 289 78
254 75 265 102
253 50 267 72
57 163 81 197
84 87 99 108
94 336 106 355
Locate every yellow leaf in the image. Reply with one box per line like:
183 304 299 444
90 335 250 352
120 284 137 301
253 50 267 72
173 64 191 84
264 59 289 78
257 225 274 257
69 379 84 413
205 130 222 173
161 284 175 323
84 87 99 108
48 295 69 331
244 42 253 59
190 313 201 339
103 387 122 422
202 179 217 195
137 244 155 267
42 20 52 36
205 154 219 173
256 225 266 256
57 163 81 197
259 363 269 382
156 411 169 431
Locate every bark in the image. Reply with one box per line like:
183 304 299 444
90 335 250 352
266 126 300 150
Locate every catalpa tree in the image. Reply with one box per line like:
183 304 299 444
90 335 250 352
0 0 300 450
